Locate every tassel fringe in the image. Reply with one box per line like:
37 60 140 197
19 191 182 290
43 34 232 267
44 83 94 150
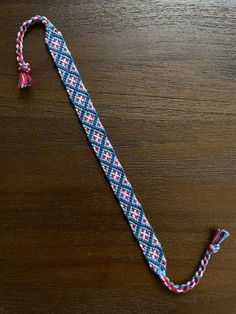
18 71 33 89
208 228 230 254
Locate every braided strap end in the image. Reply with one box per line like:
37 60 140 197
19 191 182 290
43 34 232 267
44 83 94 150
16 15 49 88
159 228 230 293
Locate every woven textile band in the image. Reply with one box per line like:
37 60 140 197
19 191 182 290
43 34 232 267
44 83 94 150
16 16 230 293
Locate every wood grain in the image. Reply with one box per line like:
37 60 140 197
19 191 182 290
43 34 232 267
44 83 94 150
0 1 236 313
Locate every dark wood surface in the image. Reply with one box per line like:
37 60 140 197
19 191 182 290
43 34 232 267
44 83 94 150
0 1 236 313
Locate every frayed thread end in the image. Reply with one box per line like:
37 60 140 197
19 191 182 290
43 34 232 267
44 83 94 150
18 71 33 89
208 228 230 254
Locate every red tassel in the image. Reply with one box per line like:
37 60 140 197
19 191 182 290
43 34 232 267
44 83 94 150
18 71 33 89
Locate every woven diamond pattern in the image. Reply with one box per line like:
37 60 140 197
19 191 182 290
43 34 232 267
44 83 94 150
44 22 167 275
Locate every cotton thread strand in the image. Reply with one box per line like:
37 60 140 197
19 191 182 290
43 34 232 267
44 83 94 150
16 16 230 293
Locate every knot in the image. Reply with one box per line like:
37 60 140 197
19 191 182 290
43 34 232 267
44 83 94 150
208 243 220 254
18 62 31 73
208 228 230 255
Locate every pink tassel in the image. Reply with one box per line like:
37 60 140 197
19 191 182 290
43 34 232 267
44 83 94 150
18 71 33 89
208 228 230 254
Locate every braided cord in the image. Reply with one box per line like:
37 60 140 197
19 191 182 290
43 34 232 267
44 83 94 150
16 16 230 293
16 15 48 72
160 250 212 293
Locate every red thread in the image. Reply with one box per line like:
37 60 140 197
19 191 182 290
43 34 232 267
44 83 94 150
18 71 33 88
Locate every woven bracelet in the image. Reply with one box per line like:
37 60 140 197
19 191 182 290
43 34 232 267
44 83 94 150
16 16 230 293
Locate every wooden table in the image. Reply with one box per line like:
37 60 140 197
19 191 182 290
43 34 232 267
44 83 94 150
0 1 235 313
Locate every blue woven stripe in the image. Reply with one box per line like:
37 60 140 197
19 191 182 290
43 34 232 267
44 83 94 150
44 21 167 275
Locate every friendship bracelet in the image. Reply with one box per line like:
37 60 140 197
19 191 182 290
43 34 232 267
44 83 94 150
16 16 230 293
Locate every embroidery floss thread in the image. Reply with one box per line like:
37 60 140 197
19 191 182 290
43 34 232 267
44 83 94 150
16 15 230 293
